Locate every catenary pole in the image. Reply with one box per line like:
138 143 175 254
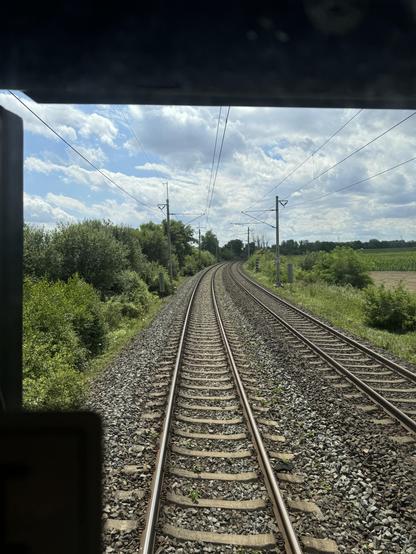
166 182 173 284
275 195 280 286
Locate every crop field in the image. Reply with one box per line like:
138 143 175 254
369 271 416 292
357 248 416 271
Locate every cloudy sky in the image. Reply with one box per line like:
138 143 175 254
1 90 415 245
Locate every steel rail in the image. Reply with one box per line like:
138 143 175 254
140 266 212 554
229 264 416 435
236 263 416 383
211 266 303 554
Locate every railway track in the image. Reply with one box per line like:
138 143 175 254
140 265 303 553
229 263 416 438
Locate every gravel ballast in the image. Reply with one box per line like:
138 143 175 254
220 266 416 553
85 276 198 553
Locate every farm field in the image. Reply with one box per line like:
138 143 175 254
369 271 416 292
284 248 416 271
358 248 416 271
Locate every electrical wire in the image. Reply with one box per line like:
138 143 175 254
289 154 416 208
207 106 231 222
8 91 160 214
205 107 223 224
245 108 363 209
288 110 416 198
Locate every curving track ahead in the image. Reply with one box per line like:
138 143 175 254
140 265 303 553
229 262 416 437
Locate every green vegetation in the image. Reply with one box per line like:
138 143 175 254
364 284 416 332
246 247 416 364
23 219 217 410
357 249 416 271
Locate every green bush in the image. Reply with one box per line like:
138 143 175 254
63 275 108 356
183 249 215 275
103 299 124 330
51 220 129 295
313 247 372 289
121 302 141 319
23 275 108 409
24 366 86 410
364 284 416 332
24 277 87 374
141 261 173 295
114 270 152 311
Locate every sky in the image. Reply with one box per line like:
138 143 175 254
1 90 415 246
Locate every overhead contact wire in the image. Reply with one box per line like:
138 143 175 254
8 91 159 213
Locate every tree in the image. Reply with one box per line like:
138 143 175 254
23 225 60 278
137 222 170 267
110 225 147 274
51 220 129 295
221 239 244 260
163 219 195 267
201 230 219 257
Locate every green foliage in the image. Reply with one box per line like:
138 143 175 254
220 239 244 260
183 249 216 275
364 284 416 332
164 219 195 266
102 299 124 330
137 222 169 267
51 221 129 295
63 275 108 356
24 366 86 410
110 225 147 274
357 249 416 271
23 275 109 409
246 250 287 283
300 251 320 271
141 261 173 295
23 225 60 278
313 247 372 288
114 270 152 312
201 230 219 257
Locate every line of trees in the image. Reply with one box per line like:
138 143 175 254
279 239 416 255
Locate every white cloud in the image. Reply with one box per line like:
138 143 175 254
9 96 416 243
1 92 118 147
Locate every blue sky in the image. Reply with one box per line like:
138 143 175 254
1 90 416 245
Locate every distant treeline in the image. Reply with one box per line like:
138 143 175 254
278 239 416 255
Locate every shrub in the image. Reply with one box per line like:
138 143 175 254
24 277 87 374
121 302 141 319
63 275 108 356
300 251 320 271
183 249 216 275
114 270 152 312
141 261 173 295
364 284 416 332
314 247 372 289
24 365 86 410
51 220 129 295
103 299 124 330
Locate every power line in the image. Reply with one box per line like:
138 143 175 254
205 107 223 224
245 108 363 209
289 154 416 208
288 110 416 199
207 106 231 221
8 91 160 214
120 107 153 165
